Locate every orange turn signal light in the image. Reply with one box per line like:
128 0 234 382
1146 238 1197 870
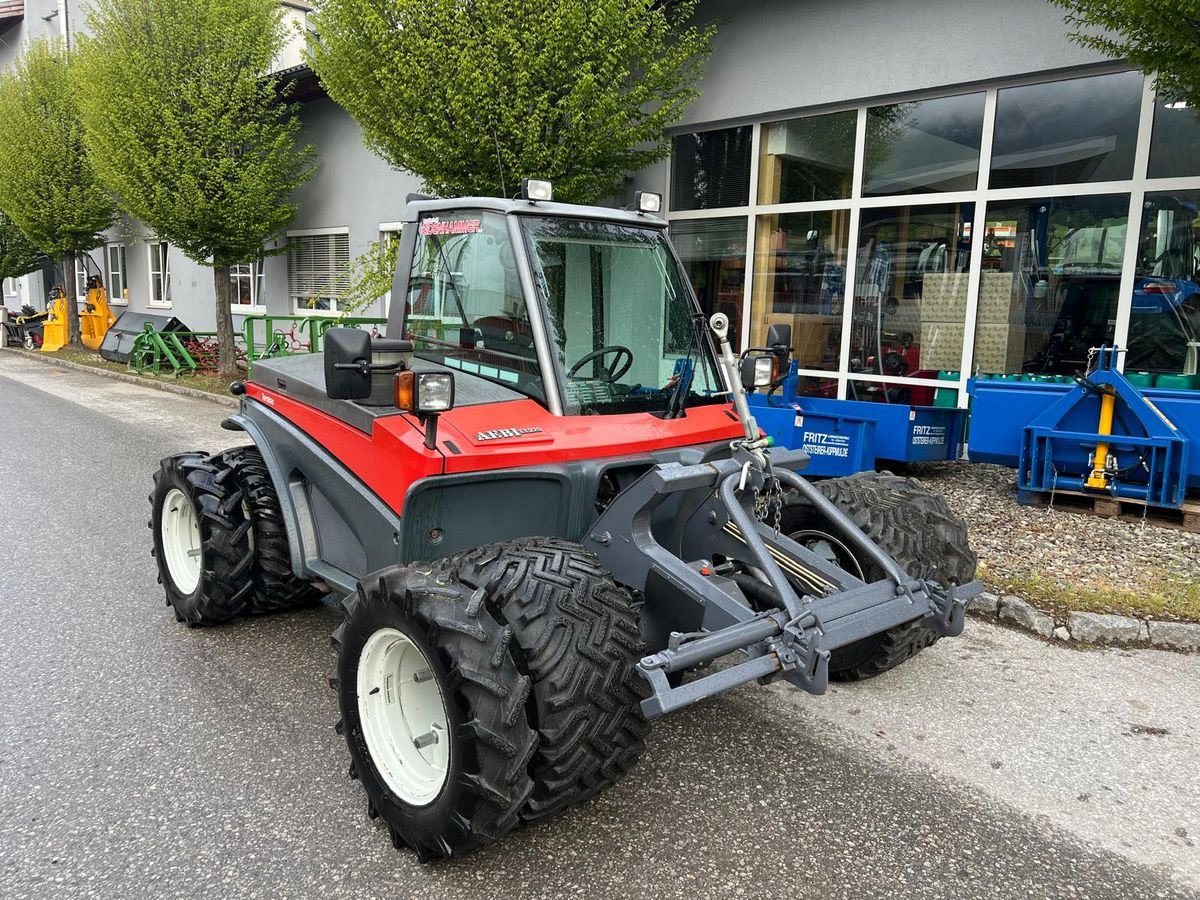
394 370 416 412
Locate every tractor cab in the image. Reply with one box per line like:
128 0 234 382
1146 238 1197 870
379 188 725 419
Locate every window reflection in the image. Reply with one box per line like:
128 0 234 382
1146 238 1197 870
671 126 753 211
672 218 747 348
1128 190 1200 385
851 204 974 380
759 110 856 204
972 195 1129 377
990 71 1142 189
863 93 985 196
1148 96 1200 179
849 378 939 406
751 210 850 370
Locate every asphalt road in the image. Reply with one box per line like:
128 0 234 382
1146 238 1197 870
1 351 1197 900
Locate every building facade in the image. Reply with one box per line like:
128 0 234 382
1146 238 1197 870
2 0 1199 404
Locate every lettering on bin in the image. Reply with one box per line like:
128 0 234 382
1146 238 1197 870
911 425 946 446
801 431 850 458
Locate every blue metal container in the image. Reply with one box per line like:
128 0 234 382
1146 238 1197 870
752 402 876 477
789 397 966 463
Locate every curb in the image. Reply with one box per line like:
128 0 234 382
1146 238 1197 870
2 347 238 408
967 591 1200 654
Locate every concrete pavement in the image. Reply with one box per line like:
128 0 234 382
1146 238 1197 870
1 351 1196 899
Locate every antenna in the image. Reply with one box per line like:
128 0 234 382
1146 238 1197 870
490 125 507 199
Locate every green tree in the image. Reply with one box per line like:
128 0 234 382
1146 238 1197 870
0 40 117 346
74 0 316 377
0 211 49 292
1051 1 1200 106
308 0 715 203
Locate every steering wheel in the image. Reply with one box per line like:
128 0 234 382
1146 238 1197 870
568 345 633 383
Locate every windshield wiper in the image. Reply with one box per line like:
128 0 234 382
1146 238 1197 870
663 311 707 419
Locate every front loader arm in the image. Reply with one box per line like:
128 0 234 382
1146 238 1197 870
582 453 981 719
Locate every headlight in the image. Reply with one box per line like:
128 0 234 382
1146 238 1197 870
417 372 455 412
395 371 456 414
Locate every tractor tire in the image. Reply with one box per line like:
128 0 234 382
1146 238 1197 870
149 452 255 625
219 446 320 614
782 472 976 681
332 564 537 860
447 539 650 823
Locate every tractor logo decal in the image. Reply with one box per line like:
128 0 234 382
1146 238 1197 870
419 218 482 236
475 426 543 441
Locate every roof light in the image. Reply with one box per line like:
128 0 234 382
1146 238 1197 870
521 179 553 202
635 191 663 214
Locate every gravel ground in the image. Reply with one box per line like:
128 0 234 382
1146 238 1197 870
906 461 1200 616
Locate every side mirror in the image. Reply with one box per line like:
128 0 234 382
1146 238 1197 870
765 323 792 350
740 354 774 390
324 328 372 400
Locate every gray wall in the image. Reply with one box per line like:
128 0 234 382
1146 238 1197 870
682 0 1110 128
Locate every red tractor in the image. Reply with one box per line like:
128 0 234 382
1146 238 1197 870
150 186 979 860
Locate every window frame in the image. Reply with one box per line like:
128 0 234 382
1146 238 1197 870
286 227 351 316
230 258 267 315
665 65 1192 400
147 240 172 308
106 243 128 306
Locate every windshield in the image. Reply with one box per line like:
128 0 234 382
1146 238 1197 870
520 216 723 415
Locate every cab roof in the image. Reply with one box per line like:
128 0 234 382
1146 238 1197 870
401 196 668 228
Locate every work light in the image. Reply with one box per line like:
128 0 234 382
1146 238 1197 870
522 179 554 202
635 191 663 214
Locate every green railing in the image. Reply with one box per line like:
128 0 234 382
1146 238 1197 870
125 315 391 379
241 314 388 374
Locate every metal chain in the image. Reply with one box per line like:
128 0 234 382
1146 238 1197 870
752 474 785 538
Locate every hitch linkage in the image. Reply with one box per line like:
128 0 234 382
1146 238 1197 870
583 453 981 719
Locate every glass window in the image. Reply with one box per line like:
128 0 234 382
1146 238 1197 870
522 217 722 415
751 210 851 371
759 110 856 204
231 260 264 308
671 217 746 346
852 203 974 380
990 72 1142 189
671 126 752 211
1127 190 1200 383
863 93 985 196
971 194 1129 377
288 232 349 312
106 244 127 302
404 211 543 400
849 378 940 407
1148 96 1200 179
148 241 171 306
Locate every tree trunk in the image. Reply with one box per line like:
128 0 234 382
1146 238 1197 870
61 252 82 347
213 263 238 379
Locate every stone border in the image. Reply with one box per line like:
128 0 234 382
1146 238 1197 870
968 592 1200 653
2 347 237 408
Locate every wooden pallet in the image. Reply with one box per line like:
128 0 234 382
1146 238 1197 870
1018 486 1200 533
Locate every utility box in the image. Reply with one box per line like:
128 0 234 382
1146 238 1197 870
752 403 876 476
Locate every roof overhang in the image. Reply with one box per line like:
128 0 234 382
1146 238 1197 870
0 0 23 36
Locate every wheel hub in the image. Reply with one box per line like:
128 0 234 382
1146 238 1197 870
161 487 202 594
357 627 450 806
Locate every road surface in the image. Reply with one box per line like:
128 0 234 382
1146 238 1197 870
1 352 1196 900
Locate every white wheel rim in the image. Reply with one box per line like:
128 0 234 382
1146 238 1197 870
161 487 202 594
357 627 450 806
